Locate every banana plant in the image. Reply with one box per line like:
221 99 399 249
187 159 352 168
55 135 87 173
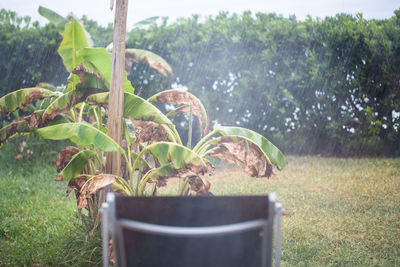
0 6 174 228
0 6 287 230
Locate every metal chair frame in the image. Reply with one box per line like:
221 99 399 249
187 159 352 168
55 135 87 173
101 193 283 267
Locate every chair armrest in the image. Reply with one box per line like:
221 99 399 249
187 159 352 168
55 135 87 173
117 218 268 237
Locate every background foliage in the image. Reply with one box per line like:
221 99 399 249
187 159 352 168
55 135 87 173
1 8 399 156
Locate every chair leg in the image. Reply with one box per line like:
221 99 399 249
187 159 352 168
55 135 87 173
275 203 283 267
101 202 110 267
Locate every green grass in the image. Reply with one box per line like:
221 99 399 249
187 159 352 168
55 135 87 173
205 156 400 266
1 137 399 266
0 136 102 266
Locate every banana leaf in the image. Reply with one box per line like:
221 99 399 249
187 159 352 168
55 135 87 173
204 135 273 178
58 19 91 73
37 122 125 155
56 150 97 181
133 16 159 28
78 48 134 94
212 126 286 170
87 92 173 125
78 174 130 209
0 88 56 114
0 120 29 147
42 91 83 122
38 6 68 33
125 49 172 76
149 89 210 134
136 142 207 175
72 62 108 91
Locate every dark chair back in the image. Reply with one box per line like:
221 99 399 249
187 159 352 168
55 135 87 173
102 193 282 267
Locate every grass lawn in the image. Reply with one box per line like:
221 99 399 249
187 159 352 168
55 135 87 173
206 156 400 266
1 139 399 266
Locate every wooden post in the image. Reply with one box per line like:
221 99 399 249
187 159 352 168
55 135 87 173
106 0 129 176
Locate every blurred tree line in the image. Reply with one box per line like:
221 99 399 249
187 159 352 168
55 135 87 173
1 8 399 156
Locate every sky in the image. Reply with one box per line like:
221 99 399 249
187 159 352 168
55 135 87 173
1 0 399 29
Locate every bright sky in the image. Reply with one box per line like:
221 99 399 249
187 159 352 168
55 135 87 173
1 0 398 29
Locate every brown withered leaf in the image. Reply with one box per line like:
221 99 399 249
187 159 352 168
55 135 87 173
152 89 210 134
1 88 53 115
131 119 172 144
36 82 55 90
188 176 213 196
206 161 216 176
148 177 168 187
125 50 172 77
78 174 117 210
25 112 43 129
207 136 273 178
108 239 115 265
56 146 80 173
66 176 87 206
72 63 106 86
0 113 44 147
0 121 27 147
173 104 210 135
146 163 208 190
25 88 48 108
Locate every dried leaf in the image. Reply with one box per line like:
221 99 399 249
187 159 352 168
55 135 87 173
131 119 175 144
78 174 117 210
108 239 115 265
66 176 87 199
25 112 43 129
0 112 43 147
188 176 212 196
56 146 80 172
125 49 173 76
72 62 107 90
18 141 27 153
149 89 210 134
36 82 56 90
139 162 208 195
0 88 56 114
207 136 273 178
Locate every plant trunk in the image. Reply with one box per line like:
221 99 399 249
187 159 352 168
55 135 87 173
106 0 129 176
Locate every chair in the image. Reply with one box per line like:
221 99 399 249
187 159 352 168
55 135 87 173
101 193 283 267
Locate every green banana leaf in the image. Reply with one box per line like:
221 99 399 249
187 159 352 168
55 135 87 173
56 150 97 181
133 16 159 28
87 92 173 125
125 49 173 77
213 126 287 170
0 88 57 114
78 48 134 94
58 20 91 73
138 164 174 195
37 122 125 155
148 89 209 134
124 118 136 145
138 142 207 172
38 6 68 33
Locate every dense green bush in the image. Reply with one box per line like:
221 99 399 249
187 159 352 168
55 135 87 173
0 9 68 97
1 9 399 156
126 11 400 156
